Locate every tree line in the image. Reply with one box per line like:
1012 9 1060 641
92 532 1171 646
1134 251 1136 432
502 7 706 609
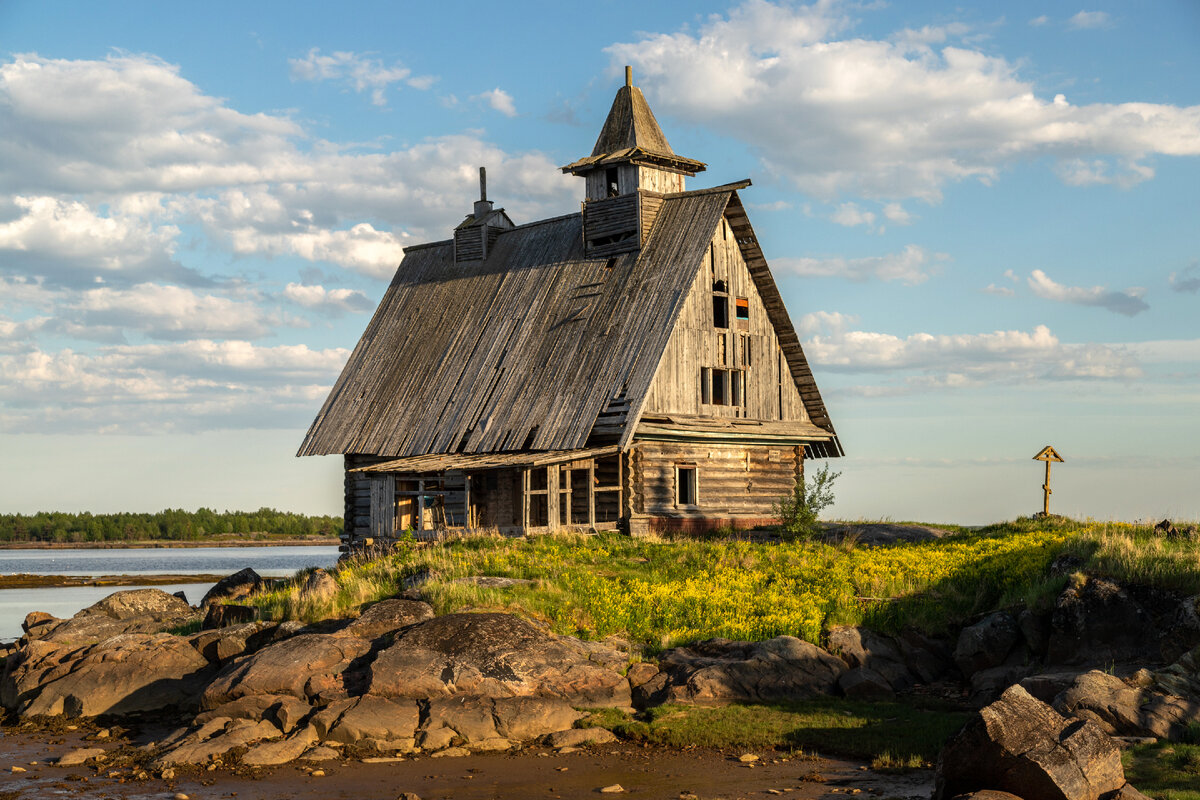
0 508 342 544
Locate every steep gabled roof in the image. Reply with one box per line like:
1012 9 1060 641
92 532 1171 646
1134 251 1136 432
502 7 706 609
298 184 840 459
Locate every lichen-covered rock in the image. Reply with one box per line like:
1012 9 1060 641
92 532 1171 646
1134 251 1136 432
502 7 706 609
367 613 630 707
321 696 421 744
1053 670 1200 741
4 633 212 718
24 589 197 646
154 718 282 766
660 636 846 704
200 568 264 608
341 599 434 639
201 633 372 708
1047 579 1151 666
935 684 1126 800
954 613 1020 678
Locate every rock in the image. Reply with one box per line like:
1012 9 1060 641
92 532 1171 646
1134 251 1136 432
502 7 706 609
545 728 617 748
1154 644 1200 698
84 589 192 621
1017 609 1051 658
468 737 513 752
241 725 320 766
660 636 846 704
200 603 259 630
270 696 312 733
1047 578 1152 666
450 576 534 588
738 753 759 763
367 613 630 707
200 568 264 608
6 633 212 718
418 725 457 751
300 569 338 601
322 696 421 744
970 665 1036 708
1107 784 1154 800
934 684 1126 800
155 718 282 766
949 793 1026 800
1019 671 1089 704
954 613 1020 678
599 784 625 793
300 745 340 761
364 737 415 753
195 694 291 724
341 599 434 639
426 697 499 741
827 626 917 690
1053 670 1200 740
896 629 956 684
490 696 585 740
430 746 469 758
1162 597 1200 663
22 611 57 635
201 633 372 707
172 591 189 604
189 622 269 663
57 747 106 766
838 667 895 700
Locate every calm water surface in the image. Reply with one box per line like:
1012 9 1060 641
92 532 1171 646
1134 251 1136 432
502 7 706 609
0 546 339 643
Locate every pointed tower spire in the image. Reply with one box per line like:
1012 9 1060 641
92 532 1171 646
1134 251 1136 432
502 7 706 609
562 67 705 201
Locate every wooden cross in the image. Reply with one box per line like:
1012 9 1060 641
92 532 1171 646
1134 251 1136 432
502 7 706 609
1033 445 1065 516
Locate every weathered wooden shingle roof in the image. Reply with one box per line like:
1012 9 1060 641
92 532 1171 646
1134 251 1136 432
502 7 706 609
298 185 840 459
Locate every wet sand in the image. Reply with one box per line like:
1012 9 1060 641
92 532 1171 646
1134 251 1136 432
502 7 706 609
0 724 933 800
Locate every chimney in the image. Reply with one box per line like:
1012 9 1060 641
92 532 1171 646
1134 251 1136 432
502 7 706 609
473 166 493 219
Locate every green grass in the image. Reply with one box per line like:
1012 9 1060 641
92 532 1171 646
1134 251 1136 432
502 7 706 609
237 518 1200 654
578 700 967 764
1124 742 1200 800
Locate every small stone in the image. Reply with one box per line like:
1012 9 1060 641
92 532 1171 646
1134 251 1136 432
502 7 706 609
160 767 176 780
556 766 569 772
738 753 759 763
397 794 422 800
96 729 110 739
58 748 108 767
11 766 26 773
767 792 783 796
174 794 190 800
430 747 469 758
206 764 217 771
310 770 325 777
557 746 580 754
362 757 406 763
600 785 625 794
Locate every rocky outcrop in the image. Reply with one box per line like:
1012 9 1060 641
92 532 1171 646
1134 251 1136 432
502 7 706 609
341 598 434 639
2 633 213 717
659 636 845 704
367 613 630 707
21 588 197 645
827 625 954 698
935 684 1138 800
955 613 1022 678
1047 579 1152 666
202 633 373 708
200 568 264 607
1053 669 1200 740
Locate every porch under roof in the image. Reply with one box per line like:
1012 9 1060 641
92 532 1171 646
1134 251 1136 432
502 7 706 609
349 445 621 474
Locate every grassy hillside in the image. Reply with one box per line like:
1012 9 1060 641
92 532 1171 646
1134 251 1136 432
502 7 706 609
247 517 1200 652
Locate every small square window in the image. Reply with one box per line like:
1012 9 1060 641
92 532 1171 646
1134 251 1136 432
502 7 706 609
676 466 697 506
735 298 749 330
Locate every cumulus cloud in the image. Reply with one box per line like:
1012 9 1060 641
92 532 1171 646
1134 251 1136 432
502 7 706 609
608 1 1200 200
71 283 280 340
804 323 1142 385
1029 15 1050 27
982 284 1015 297
473 87 518 117
283 282 374 315
777 244 947 284
1067 11 1112 30
882 202 914 224
1169 262 1200 294
0 341 349 434
230 223 408 280
1027 269 1149 316
288 48 433 106
830 202 875 228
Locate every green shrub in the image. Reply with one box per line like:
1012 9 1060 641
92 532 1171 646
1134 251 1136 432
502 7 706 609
776 463 840 541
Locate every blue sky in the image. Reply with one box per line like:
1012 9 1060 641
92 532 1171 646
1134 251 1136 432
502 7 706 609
1 1 1198 523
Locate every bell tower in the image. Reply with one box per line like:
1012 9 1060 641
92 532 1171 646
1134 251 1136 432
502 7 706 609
562 67 706 256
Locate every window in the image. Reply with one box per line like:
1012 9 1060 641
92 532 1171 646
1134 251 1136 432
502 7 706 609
606 167 619 197
700 367 712 404
701 367 746 407
740 334 752 367
712 281 729 329
676 466 698 506
711 368 727 405
735 297 749 330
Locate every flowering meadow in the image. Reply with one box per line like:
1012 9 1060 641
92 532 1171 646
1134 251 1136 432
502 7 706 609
242 516 1200 652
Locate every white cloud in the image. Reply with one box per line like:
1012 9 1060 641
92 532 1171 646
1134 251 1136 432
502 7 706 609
473 87 518 118
1067 11 1112 30
777 244 947 285
288 48 432 106
230 223 409 280
882 202 914 224
797 310 858 336
1029 15 1050 27
283 282 374 315
609 1 1200 200
982 284 1015 297
0 341 349 434
72 283 279 340
805 323 1142 383
1168 261 1200 294
830 202 875 228
1027 269 1149 316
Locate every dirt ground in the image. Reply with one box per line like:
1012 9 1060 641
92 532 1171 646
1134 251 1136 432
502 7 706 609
0 725 934 800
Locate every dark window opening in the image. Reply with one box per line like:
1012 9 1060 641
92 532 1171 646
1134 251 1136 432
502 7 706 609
606 167 619 197
702 367 745 407
700 367 712 404
713 295 728 328
735 297 750 330
711 368 727 405
713 279 728 293
676 466 697 506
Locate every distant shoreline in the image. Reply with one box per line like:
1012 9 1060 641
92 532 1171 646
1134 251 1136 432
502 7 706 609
0 538 340 550
0 572 233 589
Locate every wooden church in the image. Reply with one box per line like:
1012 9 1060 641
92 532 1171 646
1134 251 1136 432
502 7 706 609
299 68 842 549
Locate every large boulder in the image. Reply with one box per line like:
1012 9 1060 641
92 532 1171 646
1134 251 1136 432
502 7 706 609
827 626 917 691
367 613 630 707
1047 579 1152 666
86 588 193 620
28 589 197 645
3 633 212 718
660 636 846 704
954 613 1021 678
202 633 373 708
935 684 1127 800
1053 670 1200 740
341 599 434 639
200 568 264 608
